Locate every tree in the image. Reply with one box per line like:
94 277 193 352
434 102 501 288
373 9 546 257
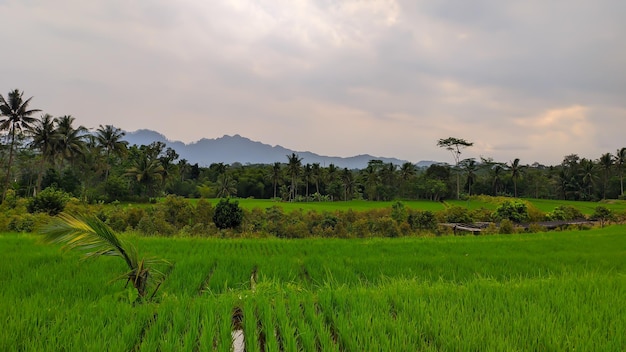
125 153 164 197
399 162 416 198
341 168 355 201
0 89 41 202
216 174 237 197
599 152 614 199
213 198 243 229
286 153 302 201
95 124 128 181
303 163 312 199
437 137 473 199
41 212 169 300
591 206 613 228
268 162 282 199
29 114 59 195
509 158 524 198
460 158 477 196
311 163 321 196
616 147 626 197
54 115 87 168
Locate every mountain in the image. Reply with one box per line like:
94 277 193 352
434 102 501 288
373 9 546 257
123 129 433 169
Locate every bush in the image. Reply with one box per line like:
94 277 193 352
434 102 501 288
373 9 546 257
213 198 243 230
27 187 70 215
493 200 529 223
547 205 584 221
408 210 437 231
498 219 515 234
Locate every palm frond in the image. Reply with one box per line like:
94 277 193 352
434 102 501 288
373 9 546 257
41 212 136 270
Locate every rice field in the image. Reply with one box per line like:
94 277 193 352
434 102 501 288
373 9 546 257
2 226 626 351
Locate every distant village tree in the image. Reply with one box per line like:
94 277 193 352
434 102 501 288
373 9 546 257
437 137 473 199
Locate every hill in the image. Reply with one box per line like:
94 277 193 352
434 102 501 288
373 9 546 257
123 129 435 169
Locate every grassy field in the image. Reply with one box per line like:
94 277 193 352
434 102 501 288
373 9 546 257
112 196 626 216
2 226 626 350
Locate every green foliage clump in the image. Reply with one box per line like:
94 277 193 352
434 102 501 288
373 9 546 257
498 219 516 234
408 210 437 231
547 205 584 221
441 205 473 223
27 187 70 215
493 200 529 223
213 198 243 230
591 206 614 227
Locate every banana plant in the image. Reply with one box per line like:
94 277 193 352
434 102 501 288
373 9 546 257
41 212 170 302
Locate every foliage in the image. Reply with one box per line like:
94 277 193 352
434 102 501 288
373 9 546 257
27 187 71 215
40 212 169 300
493 200 529 223
213 198 243 230
591 206 614 227
547 205 585 221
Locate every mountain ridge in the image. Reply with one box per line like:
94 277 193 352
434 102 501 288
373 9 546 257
123 129 437 169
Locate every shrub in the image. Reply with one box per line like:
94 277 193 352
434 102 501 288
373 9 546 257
27 187 70 215
213 198 243 230
547 205 584 221
162 195 194 229
498 219 515 234
408 210 437 231
591 206 614 227
493 200 529 223
443 205 473 223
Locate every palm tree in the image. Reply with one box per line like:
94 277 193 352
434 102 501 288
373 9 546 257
461 158 477 196
29 114 59 195
579 158 597 200
268 162 282 199
125 154 164 197
490 163 505 196
41 212 169 300
302 163 312 199
311 163 321 196
95 124 128 181
616 148 626 197
509 158 523 198
0 89 41 201
55 115 87 168
286 153 302 201
216 174 237 197
341 168 355 201
599 152 614 199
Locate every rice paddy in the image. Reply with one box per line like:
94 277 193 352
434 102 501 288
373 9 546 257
2 225 626 351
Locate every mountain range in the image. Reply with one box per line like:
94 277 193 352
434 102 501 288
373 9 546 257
122 129 437 169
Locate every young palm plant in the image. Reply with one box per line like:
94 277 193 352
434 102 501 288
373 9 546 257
41 212 169 302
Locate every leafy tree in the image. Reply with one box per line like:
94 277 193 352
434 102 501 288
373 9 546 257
591 206 613 228
54 115 87 168
213 198 243 229
0 89 41 202
41 213 169 301
437 137 473 199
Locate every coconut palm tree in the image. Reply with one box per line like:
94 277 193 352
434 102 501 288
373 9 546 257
509 158 524 198
216 174 237 198
54 115 87 168
41 212 168 300
599 152 614 199
311 163 321 196
579 158 597 200
0 89 41 201
616 147 626 197
461 158 477 196
125 153 164 197
302 163 312 199
95 124 128 181
341 168 355 201
286 153 302 201
29 114 59 195
268 162 282 199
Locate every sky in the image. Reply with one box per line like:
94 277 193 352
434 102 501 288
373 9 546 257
1 0 625 165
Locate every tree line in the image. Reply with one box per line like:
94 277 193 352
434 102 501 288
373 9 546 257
2 89 626 204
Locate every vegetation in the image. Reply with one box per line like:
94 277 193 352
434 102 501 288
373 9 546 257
1 90 626 205
2 226 625 350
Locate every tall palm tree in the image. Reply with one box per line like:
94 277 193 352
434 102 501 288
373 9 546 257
55 115 87 168
95 124 128 181
616 147 626 197
341 168 355 201
302 163 312 199
491 163 505 196
509 158 523 198
398 162 415 198
286 153 302 201
28 114 59 195
579 158 597 200
41 212 169 300
268 162 282 199
311 163 321 196
216 174 237 198
461 158 477 196
125 154 164 197
599 152 614 199
0 89 41 201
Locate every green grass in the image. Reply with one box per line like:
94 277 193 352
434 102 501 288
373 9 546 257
2 226 626 350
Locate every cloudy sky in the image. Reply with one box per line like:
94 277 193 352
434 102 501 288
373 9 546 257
1 0 625 165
